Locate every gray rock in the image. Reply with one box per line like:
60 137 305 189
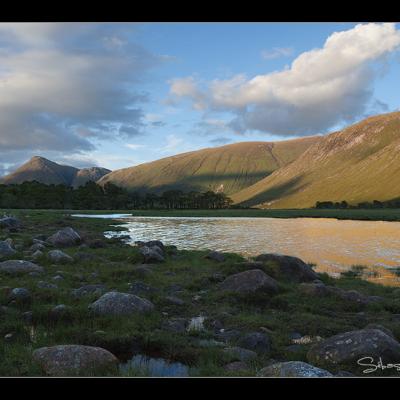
0 240 17 258
48 250 74 264
237 332 272 355
30 243 46 252
47 227 81 247
73 252 97 262
0 216 21 229
0 260 44 275
89 291 155 316
364 324 395 339
4 333 14 342
224 361 249 372
255 253 319 282
220 269 279 295
9 287 32 304
52 275 64 282
33 345 118 376
165 295 185 306
258 361 333 377
223 346 258 362
32 250 44 260
71 284 106 298
139 245 165 263
198 339 225 348
132 264 155 276
37 281 58 290
216 329 242 343
49 304 71 320
128 281 157 296
307 329 400 369
206 251 225 262
162 318 188 333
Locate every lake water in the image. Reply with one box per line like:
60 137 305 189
73 214 400 284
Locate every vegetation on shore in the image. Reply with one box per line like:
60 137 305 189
1 211 400 377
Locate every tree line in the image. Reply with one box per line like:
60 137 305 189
0 181 234 210
315 200 400 209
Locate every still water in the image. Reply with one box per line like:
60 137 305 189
100 216 400 282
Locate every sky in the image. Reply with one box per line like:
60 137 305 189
0 22 399 176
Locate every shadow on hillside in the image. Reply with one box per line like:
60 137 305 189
238 176 305 207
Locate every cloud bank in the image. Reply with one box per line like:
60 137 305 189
0 22 162 173
169 23 400 136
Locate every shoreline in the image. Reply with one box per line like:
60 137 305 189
3 208 400 222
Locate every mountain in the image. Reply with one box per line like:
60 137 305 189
232 111 400 208
0 156 111 187
97 137 320 195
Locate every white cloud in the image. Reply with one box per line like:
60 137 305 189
0 22 163 164
161 134 184 153
126 143 146 150
261 47 293 60
170 23 400 136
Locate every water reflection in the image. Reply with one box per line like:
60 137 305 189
119 354 189 377
104 216 400 285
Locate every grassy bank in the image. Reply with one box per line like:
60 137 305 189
2 207 400 221
1 211 400 377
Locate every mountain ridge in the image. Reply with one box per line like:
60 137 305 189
0 156 111 188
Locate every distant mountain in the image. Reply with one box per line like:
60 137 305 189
0 156 111 187
97 137 320 195
232 111 400 208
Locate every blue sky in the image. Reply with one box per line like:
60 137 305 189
0 22 399 174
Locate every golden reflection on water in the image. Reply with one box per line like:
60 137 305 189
110 217 400 286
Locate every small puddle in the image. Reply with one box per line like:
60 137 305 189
119 354 189 377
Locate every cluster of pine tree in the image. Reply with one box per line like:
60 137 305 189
0 181 233 210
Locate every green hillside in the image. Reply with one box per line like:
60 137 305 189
97 137 320 195
232 111 400 208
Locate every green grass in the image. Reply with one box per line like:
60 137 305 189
1 210 400 377
3 207 400 222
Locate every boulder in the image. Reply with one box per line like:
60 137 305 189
220 269 279 295
0 216 21 229
88 291 154 316
164 295 185 306
8 288 32 304
236 332 272 355
48 250 74 264
32 250 44 260
30 243 46 252
33 345 118 376
0 240 17 258
0 260 44 275
128 281 158 296
307 329 400 369
258 361 333 377
224 361 249 372
364 324 395 339
223 346 257 362
139 245 165 263
47 227 81 247
37 281 58 290
206 251 225 263
255 253 319 282
71 284 106 298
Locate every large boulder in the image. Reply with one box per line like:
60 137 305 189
258 361 333 377
299 283 383 306
236 332 272 355
33 345 118 376
206 251 225 263
0 216 21 229
88 291 154 316
0 260 44 275
47 227 81 247
307 329 400 370
220 269 279 295
8 287 32 304
255 253 319 282
139 245 165 263
223 347 258 362
0 240 17 259
48 250 74 264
